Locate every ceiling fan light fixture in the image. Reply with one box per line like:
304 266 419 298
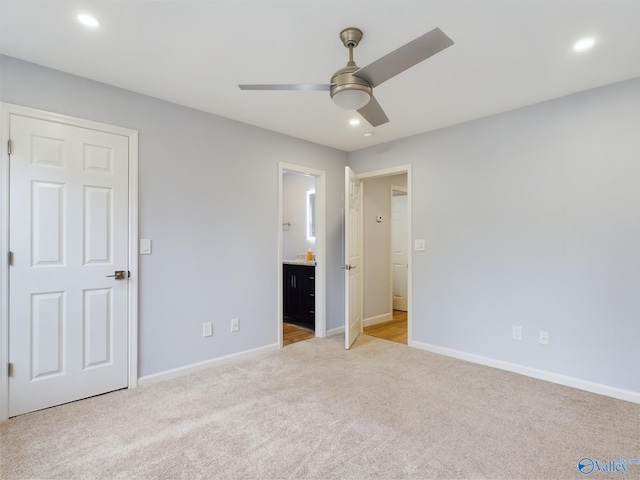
330 80 372 110
332 89 370 110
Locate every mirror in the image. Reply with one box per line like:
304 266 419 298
307 191 316 240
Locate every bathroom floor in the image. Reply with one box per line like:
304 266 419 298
283 322 314 346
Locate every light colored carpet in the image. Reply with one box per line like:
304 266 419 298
1 334 638 479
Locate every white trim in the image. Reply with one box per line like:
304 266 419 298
363 312 392 327
0 103 138 137
410 340 640 404
139 343 279 386
0 106 10 421
278 163 327 349
358 165 412 180
127 132 139 388
327 326 345 337
353 165 412 346
0 103 139 420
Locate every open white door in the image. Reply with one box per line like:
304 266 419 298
344 166 362 349
8 114 130 416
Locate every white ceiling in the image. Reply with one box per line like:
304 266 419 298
1 1 639 152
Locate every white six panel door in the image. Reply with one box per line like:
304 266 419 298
392 192 408 311
9 114 129 416
344 167 362 349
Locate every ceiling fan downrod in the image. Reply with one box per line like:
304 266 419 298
341 26 361 66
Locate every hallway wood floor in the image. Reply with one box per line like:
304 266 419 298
363 310 407 344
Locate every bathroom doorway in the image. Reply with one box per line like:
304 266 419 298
278 163 326 347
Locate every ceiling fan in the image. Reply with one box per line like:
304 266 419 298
239 27 454 127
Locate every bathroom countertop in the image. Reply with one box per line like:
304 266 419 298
283 259 316 266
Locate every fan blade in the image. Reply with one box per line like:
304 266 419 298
354 27 453 87
238 84 332 91
357 95 389 127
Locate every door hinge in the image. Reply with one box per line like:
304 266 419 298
8 363 13 377
7 140 11 155
8 251 13 266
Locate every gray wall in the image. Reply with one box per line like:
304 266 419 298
362 174 407 320
349 78 640 393
3 54 638 395
0 55 347 377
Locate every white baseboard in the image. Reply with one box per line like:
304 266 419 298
410 340 640 404
326 326 344 337
138 343 279 386
363 312 392 327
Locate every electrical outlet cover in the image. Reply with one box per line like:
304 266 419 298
203 322 213 337
512 326 522 341
539 331 549 345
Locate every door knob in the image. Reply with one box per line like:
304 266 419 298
106 270 128 280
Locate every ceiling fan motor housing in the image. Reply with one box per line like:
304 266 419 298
330 65 372 106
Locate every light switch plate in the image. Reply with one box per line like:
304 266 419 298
140 239 151 255
414 239 426 251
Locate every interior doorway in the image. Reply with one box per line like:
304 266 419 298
359 167 411 346
278 163 326 347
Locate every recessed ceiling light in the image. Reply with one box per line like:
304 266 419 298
77 13 100 28
573 37 595 52
363 132 374 138
349 118 361 126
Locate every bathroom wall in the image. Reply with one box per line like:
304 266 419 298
282 172 316 260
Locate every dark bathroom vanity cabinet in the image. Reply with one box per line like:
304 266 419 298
283 263 315 330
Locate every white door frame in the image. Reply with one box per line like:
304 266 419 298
357 165 412 345
0 103 139 421
277 163 326 347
